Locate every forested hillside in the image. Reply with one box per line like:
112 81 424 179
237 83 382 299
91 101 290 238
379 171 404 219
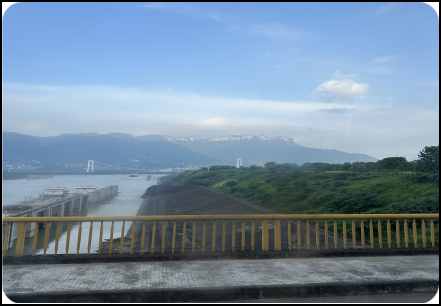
173 146 439 245
173 163 438 215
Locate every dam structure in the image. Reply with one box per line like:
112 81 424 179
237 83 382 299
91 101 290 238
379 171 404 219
2 185 118 250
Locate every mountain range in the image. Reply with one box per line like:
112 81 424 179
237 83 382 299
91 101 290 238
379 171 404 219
2 132 377 168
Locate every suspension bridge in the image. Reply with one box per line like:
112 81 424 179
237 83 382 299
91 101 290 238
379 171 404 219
7 161 177 174
85 160 173 173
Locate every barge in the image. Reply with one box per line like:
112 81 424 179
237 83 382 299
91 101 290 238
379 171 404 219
40 187 70 197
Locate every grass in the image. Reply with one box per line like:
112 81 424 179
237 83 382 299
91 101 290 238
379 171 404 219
173 167 439 247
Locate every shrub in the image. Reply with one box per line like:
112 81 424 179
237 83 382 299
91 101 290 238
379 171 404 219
224 181 238 188
412 173 439 184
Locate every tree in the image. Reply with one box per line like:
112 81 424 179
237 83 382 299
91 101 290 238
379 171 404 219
350 162 367 172
376 157 407 171
276 163 298 171
342 162 351 171
365 162 376 172
416 145 439 173
264 161 277 168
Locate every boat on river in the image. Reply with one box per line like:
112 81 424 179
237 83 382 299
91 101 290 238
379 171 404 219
74 186 99 194
146 175 151 180
40 187 69 197
129 173 138 177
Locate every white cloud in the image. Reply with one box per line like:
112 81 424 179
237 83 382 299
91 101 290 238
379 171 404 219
376 3 402 14
3 83 438 160
332 70 358 79
199 118 231 127
317 108 357 114
249 23 301 42
371 54 402 64
312 79 369 102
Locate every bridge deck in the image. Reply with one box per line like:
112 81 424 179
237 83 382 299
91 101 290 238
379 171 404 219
3 254 439 303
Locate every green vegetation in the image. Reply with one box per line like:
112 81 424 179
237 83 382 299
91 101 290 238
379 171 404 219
173 146 439 247
174 167 438 215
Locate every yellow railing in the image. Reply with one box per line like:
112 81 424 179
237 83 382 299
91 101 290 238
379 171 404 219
3 214 439 257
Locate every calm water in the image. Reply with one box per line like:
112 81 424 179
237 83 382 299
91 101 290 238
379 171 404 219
3 174 166 255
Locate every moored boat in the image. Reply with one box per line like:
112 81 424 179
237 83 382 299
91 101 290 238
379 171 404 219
74 186 99 194
40 187 70 197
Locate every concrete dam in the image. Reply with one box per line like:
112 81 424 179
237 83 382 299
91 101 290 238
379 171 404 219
2 185 118 250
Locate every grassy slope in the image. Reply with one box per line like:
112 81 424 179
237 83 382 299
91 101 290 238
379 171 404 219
173 168 439 246
174 169 438 213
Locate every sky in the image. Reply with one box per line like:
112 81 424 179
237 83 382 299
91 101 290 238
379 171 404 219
2 2 439 160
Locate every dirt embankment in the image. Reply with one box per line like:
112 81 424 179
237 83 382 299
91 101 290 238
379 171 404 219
99 176 368 254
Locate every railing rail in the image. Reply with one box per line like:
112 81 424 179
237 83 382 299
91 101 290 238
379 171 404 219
3 214 439 222
3 214 439 257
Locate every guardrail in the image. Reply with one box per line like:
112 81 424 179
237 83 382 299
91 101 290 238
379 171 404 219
3 214 439 257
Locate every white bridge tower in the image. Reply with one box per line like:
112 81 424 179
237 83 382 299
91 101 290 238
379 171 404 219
236 158 242 168
87 160 94 172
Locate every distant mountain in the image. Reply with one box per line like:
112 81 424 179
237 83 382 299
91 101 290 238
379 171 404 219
2 132 219 168
158 134 377 165
2 132 378 168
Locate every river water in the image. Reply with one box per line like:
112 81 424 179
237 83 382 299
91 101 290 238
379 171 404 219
3 174 166 256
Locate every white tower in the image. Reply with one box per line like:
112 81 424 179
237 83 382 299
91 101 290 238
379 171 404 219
87 160 94 172
236 158 242 168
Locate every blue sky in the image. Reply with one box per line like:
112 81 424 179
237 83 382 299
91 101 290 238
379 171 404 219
2 2 439 160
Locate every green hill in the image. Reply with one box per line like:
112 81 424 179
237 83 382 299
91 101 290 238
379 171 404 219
172 156 439 247
173 167 438 216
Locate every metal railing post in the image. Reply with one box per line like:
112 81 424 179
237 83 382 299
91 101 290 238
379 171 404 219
14 222 27 257
262 220 269 251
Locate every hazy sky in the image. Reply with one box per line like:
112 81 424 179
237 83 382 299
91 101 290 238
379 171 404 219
2 3 439 160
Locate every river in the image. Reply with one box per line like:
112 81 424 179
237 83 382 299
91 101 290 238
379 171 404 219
3 174 166 256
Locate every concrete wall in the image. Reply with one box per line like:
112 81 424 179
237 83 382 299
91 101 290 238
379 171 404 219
109 185 118 196
88 191 101 203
